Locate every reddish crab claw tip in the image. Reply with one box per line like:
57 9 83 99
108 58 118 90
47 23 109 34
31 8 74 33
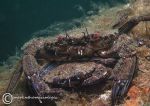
91 33 100 40
95 32 100 35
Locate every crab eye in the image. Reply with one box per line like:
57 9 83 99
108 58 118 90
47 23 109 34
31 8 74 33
27 76 31 79
145 55 150 61
138 40 144 47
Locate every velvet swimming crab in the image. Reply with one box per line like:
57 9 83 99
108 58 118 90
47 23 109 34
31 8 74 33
6 14 150 106
6 32 136 105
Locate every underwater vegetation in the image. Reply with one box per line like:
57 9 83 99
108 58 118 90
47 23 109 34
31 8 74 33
0 0 150 106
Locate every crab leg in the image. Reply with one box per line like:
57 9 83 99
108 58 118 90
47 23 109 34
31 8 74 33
118 14 150 34
23 54 63 101
23 55 40 76
111 56 137 105
6 60 23 93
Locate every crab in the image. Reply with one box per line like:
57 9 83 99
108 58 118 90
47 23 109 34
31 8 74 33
6 2 150 106
6 31 138 105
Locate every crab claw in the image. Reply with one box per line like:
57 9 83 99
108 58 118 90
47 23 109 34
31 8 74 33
82 64 111 86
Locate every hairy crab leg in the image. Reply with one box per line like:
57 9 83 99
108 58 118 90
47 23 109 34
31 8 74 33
118 13 150 34
23 55 41 76
111 56 137 105
6 60 23 93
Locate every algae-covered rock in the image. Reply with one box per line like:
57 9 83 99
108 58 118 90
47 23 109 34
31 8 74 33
115 0 150 39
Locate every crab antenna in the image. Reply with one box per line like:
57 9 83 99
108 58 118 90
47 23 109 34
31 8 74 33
65 31 70 38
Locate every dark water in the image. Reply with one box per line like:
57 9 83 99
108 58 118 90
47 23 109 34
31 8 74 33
0 0 127 62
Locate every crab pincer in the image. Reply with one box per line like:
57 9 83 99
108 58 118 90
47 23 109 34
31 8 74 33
82 64 111 86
